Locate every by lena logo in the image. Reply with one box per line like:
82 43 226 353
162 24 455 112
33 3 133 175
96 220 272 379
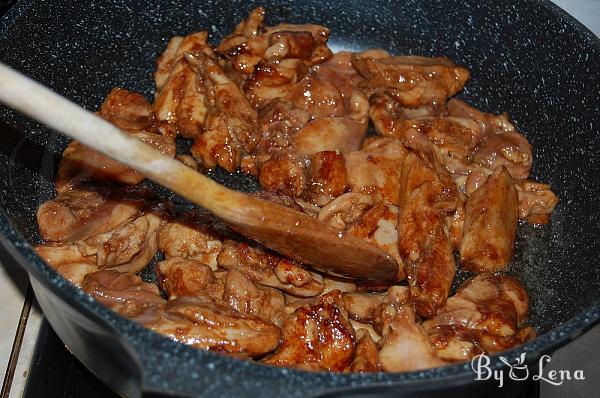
471 353 585 388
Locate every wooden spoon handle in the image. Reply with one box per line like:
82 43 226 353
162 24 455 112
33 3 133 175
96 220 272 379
0 62 243 220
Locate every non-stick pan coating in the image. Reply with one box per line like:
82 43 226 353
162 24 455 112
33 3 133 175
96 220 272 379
0 0 599 396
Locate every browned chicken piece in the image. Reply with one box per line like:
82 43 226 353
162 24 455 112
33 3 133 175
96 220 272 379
352 55 470 110
157 257 224 300
317 193 374 230
223 269 285 322
377 288 446 372
349 329 381 372
217 7 332 77
342 291 386 325
290 71 346 119
54 263 99 287
460 166 518 273
258 153 306 197
35 244 96 268
345 137 409 205
244 58 309 109
157 219 223 270
153 31 213 138
186 52 259 172
98 87 155 132
263 291 355 371
346 203 405 281
446 98 516 136
397 152 458 317
96 213 162 273
81 270 165 317
217 240 325 297
514 179 558 225
134 296 281 357
305 151 348 206
472 132 532 180
36 186 146 243
423 274 534 355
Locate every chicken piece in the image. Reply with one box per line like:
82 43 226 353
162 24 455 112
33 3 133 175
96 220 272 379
446 98 516 136
81 270 165 317
153 31 213 138
258 153 306 197
290 71 346 119
217 7 332 76
157 219 223 270
472 132 532 180
223 269 285 322
217 240 324 297
514 179 558 225
96 212 162 273
293 115 368 157
135 296 281 357
346 203 405 281
244 58 308 109
322 275 357 294
186 52 259 172
397 152 457 317
423 274 533 354
460 167 518 273
36 187 145 243
317 193 374 231
426 324 484 362
35 244 96 268
98 87 155 132
157 257 223 300
54 263 99 287
352 55 470 110
345 137 409 205
349 329 380 372
342 291 386 324
262 296 355 371
377 292 446 372
305 151 348 206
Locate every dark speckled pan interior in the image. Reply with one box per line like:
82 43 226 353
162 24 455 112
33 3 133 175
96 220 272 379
1 0 599 397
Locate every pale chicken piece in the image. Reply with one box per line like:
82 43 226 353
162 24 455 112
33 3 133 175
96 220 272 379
322 274 357 294
36 187 145 243
217 240 324 297
423 274 534 354
293 114 368 157
223 269 285 322
346 203 405 282
426 325 484 362
35 244 96 268
472 132 532 180
460 166 518 273
352 55 470 110
153 31 213 138
81 270 165 317
56 131 175 192
262 294 355 371
397 152 458 317
186 52 259 172
305 151 348 206
317 193 374 231
349 329 381 372
54 263 99 287
345 137 409 205
217 7 332 76
157 219 223 270
96 212 162 273
134 296 281 357
157 257 224 300
514 179 558 225
342 286 409 333
98 87 155 132
378 295 446 372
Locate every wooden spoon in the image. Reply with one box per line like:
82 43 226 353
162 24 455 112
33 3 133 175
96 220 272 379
0 63 398 283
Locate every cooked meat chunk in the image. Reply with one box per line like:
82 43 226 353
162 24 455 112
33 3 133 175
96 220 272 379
135 296 281 357
349 330 380 372
98 87 155 132
54 263 99 287
36 187 145 243
345 137 409 205
157 257 223 300
82 270 165 317
153 31 213 138
35 244 96 268
317 193 374 230
258 153 306 197
514 179 558 225
223 269 285 322
217 241 324 297
460 166 518 273
472 132 532 180
293 115 368 156
446 98 516 136
158 219 222 269
306 151 348 206
352 55 470 110
263 293 355 371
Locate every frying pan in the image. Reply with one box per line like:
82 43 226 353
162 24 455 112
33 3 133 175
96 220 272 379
0 0 599 396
